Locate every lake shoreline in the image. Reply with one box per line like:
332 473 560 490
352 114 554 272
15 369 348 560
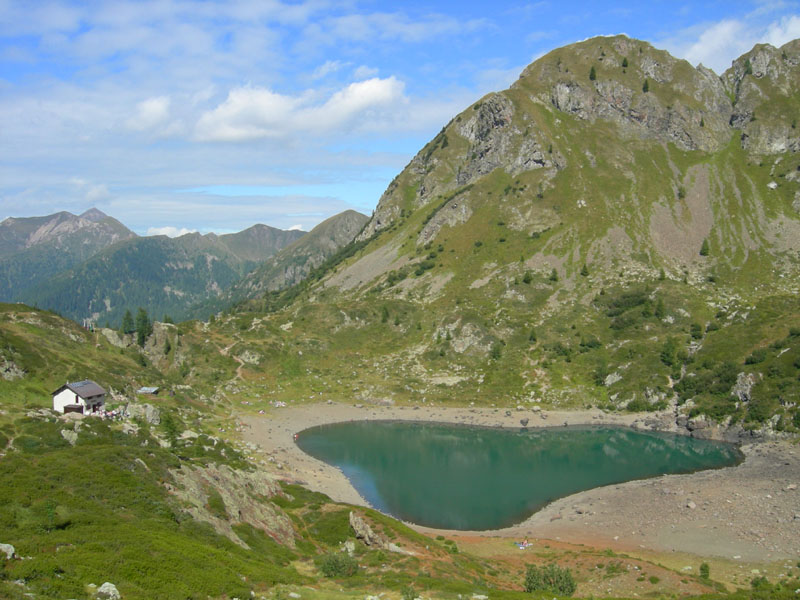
240 402 800 562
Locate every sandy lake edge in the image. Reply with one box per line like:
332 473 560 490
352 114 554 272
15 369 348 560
239 402 800 564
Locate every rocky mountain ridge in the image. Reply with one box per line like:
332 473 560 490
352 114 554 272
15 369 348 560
219 35 800 435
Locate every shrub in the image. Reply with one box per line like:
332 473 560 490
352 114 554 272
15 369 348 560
642 79 649 93
589 65 596 81
522 271 533 284
316 552 358 578
745 348 766 364
524 563 576 596
700 238 710 256
700 562 710 579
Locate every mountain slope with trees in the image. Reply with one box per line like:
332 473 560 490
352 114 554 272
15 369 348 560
0 209 136 301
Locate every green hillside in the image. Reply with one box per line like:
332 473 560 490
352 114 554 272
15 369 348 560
211 36 800 435
0 210 136 302
1 35 800 600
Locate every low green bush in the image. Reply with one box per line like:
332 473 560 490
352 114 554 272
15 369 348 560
524 563 576 596
316 552 358 578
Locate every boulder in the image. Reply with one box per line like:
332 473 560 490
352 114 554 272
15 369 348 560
60 429 78 446
0 543 15 559
95 582 121 600
349 511 383 547
349 512 413 555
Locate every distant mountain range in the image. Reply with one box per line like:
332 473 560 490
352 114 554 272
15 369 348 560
0 208 367 325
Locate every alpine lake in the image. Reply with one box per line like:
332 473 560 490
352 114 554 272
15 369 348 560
295 422 743 530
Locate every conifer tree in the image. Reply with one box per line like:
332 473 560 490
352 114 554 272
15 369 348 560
121 309 134 335
135 307 152 347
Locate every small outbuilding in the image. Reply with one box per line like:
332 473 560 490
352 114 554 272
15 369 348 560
52 380 106 415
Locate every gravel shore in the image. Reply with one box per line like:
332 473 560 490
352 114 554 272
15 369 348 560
240 402 800 562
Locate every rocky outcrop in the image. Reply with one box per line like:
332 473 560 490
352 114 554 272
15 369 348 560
126 403 160 425
168 463 295 548
0 359 25 380
349 511 414 555
732 372 758 403
723 40 800 154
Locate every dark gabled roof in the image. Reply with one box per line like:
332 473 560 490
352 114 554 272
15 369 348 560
51 379 106 399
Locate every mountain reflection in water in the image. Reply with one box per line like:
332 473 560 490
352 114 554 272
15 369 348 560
296 422 742 530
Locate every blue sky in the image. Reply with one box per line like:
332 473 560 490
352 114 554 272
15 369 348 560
1 1 799 235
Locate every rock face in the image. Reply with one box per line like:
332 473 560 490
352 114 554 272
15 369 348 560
358 34 800 244
723 40 800 154
168 463 295 548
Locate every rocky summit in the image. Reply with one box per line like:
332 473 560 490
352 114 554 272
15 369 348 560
226 36 800 437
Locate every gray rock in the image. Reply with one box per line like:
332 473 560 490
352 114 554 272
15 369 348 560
687 417 708 431
0 543 15 559
95 582 121 600
60 429 78 446
126 403 160 425
732 372 757 403
349 512 413 555
0 359 25 381
520 418 529 427
686 500 697 510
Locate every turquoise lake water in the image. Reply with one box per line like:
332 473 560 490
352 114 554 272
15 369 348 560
295 421 742 530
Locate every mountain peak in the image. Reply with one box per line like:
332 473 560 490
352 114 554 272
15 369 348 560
79 207 108 222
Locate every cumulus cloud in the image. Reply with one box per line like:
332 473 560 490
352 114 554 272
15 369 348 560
146 226 197 237
194 77 407 142
665 14 800 73
288 223 304 231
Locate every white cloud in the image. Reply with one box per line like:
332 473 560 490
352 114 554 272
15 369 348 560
69 177 111 202
664 14 800 74
194 77 407 142
353 65 379 80
128 96 171 131
312 60 347 79
324 12 487 44
146 226 197 237
288 223 304 231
